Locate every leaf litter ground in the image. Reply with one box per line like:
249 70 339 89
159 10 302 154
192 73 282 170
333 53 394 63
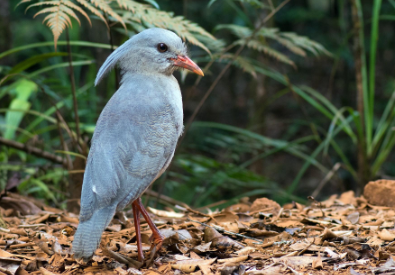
0 191 395 274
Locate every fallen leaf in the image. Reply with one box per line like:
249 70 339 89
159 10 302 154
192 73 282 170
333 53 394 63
171 258 216 273
148 207 184 218
378 229 395 241
312 253 323 269
217 255 248 264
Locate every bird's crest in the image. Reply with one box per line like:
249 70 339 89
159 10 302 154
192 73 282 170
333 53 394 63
95 39 132 86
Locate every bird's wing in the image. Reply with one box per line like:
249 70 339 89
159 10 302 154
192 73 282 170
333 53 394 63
79 85 179 222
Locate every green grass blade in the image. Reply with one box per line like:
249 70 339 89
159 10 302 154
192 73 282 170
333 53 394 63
372 90 395 153
27 60 95 78
0 41 113 60
287 115 355 195
323 107 359 155
302 86 357 141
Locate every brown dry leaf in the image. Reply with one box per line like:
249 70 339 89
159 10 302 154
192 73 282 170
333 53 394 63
211 211 238 223
147 207 185 218
0 249 13 257
312 253 323 269
1 191 395 274
217 255 248 264
192 242 212 253
250 197 281 214
39 267 60 275
0 257 22 275
0 196 42 215
338 190 357 205
225 203 250 212
171 258 216 273
378 229 395 241
235 246 255 255
347 212 360 224
196 263 211 275
247 264 284 275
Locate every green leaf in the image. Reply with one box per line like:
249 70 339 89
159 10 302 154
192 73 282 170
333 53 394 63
3 79 37 140
0 41 113 60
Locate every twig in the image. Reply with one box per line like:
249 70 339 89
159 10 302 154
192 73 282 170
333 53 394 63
18 224 47 228
9 243 35 249
143 189 189 209
54 111 71 169
197 200 229 211
65 29 82 153
188 218 263 244
307 196 325 218
36 84 74 168
175 205 211 217
0 137 66 165
311 163 342 198
297 238 315 256
178 0 291 148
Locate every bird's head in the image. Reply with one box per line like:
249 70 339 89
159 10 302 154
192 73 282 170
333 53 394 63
95 28 204 86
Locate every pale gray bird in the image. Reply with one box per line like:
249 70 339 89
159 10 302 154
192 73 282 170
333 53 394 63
72 28 203 262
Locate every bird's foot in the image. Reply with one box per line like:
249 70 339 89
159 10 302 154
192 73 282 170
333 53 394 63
145 233 163 266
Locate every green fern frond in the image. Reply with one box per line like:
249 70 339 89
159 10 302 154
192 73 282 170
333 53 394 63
20 0 214 55
90 0 126 29
280 32 331 57
115 0 215 53
216 24 330 62
215 24 251 38
219 54 257 78
75 0 108 28
235 39 296 67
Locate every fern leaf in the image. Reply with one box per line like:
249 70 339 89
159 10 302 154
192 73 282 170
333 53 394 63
63 0 91 25
27 1 74 48
44 13 69 48
90 0 126 29
215 24 251 38
219 54 257 78
258 28 307 56
115 0 215 54
218 24 330 59
17 0 33 8
280 32 331 56
75 0 108 28
60 4 81 25
26 1 60 12
235 39 296 67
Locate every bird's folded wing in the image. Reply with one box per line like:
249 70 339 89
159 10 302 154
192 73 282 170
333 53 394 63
79 94 178 222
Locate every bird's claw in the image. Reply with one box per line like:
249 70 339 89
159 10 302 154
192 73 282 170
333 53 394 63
145 239 163 266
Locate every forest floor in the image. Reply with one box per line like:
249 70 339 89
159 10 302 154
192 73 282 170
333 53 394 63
0 190 394 275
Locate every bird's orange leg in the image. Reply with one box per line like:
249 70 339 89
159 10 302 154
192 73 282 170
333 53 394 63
134 198 163 260
132 200 144 262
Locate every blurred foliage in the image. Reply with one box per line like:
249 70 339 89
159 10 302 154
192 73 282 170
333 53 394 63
0 0 395 210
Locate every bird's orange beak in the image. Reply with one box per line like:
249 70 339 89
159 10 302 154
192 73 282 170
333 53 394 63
171 55 204 76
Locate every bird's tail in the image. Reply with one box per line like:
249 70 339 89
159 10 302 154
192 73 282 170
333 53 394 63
72 206 116 261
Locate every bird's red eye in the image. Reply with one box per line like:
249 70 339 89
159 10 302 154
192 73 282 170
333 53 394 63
157 43 168 53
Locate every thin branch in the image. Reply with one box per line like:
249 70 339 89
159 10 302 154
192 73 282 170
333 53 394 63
143 189 190 209
178 0 290 148
0 137 67 165
188 218 263 244
311 163 342 198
